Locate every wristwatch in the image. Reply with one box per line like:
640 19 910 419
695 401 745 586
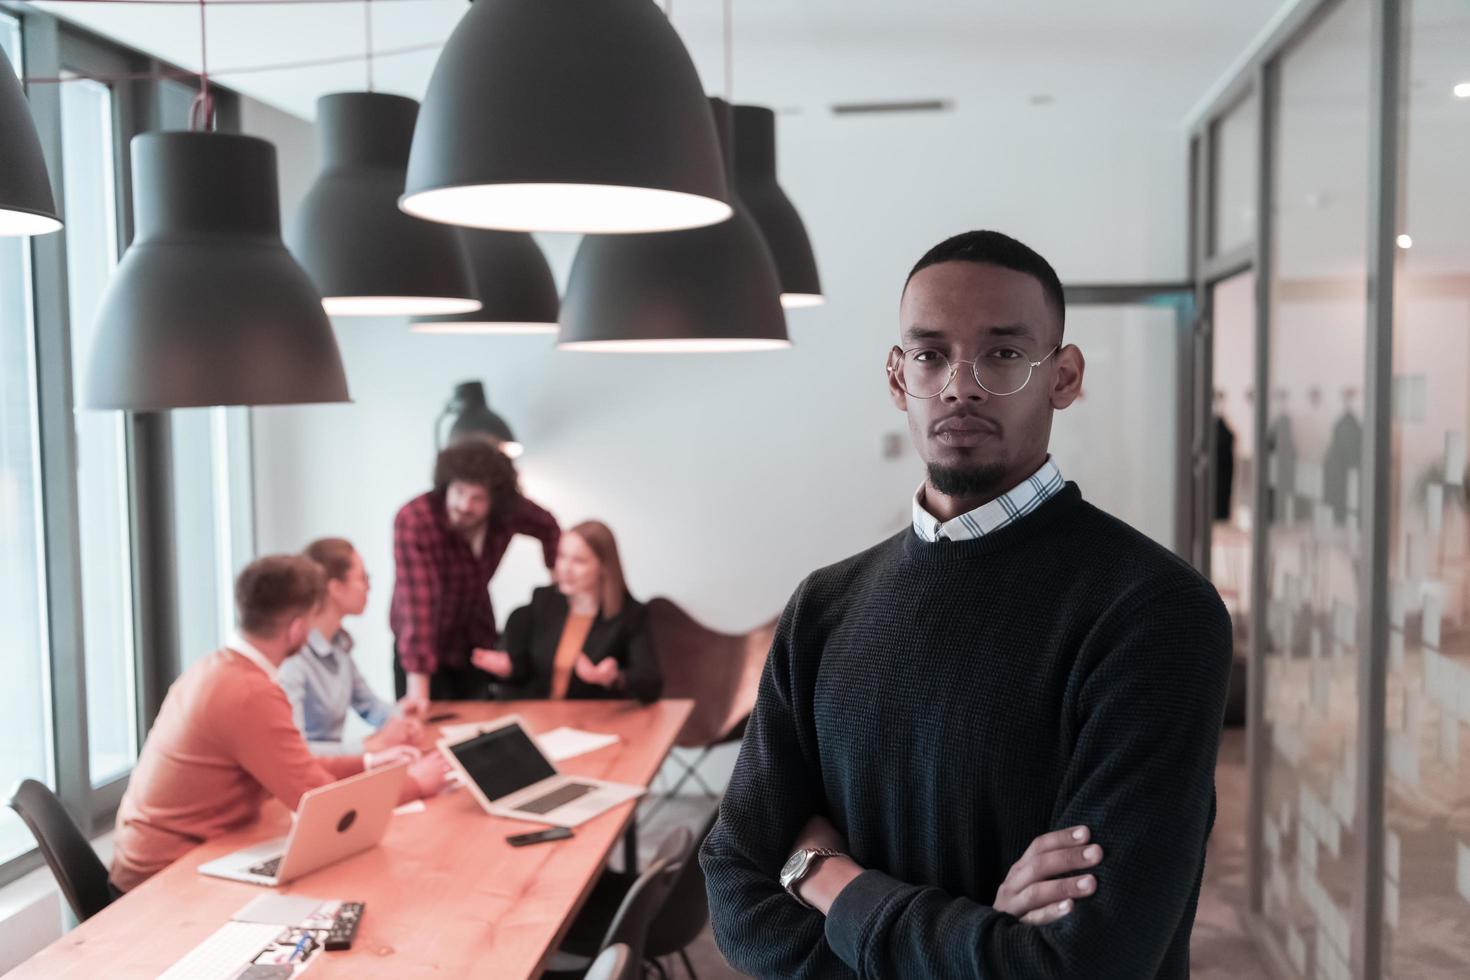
781 847 845 909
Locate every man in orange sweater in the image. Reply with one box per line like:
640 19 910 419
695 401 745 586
111 554 448 892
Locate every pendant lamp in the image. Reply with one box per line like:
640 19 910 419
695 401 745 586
437 381 522 458
401 0 731 234
733 105 823 309
412 229 558 335
558 99 789 353
287 92 478 317
0 46 61 236
84 132 350 410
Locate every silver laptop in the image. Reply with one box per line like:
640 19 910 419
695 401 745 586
197 762 407 886
439 714 643 828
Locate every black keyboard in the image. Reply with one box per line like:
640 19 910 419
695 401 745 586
518 782 598 815
246 856 283 879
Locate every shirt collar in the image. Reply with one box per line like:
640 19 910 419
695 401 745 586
912 457 1066 543
227 631 279 682
304 628 353 660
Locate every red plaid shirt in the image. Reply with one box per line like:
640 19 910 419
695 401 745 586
390 491 560 676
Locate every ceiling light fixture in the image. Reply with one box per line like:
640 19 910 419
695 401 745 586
84 2 349 409
558 98 789 353
401 0 730 234
733 105 823 309
0 45 62 236
288 92 479 318
412 229 559 334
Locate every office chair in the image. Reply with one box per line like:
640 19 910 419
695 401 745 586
7 779 119 923
586 943 635 980
549 826 693 979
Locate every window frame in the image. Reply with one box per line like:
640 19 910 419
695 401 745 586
0 3 245 888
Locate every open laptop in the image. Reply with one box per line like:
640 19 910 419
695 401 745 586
439 714 643 828
197 762 407 887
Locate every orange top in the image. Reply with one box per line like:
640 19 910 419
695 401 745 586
110 648 370 892
548 612 596 700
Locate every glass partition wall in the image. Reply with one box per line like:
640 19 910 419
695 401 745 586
1190 0 1470 976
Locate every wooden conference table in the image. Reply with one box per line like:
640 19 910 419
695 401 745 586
13 698 694 979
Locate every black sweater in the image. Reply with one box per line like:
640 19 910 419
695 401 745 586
497 587 662 703
701 485 1231 979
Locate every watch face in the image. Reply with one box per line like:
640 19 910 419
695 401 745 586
780 850 808 883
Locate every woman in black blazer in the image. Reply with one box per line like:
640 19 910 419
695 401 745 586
473 520 662 703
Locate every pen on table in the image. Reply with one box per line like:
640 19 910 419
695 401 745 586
288 932 310 962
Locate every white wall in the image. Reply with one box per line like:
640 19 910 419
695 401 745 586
241 98 1191 704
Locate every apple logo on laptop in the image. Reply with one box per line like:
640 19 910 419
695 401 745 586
337 810 358 834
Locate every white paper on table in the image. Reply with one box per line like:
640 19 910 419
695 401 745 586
534 727 621 762
393 799 427 816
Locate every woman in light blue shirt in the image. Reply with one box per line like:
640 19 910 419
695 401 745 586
279 538 423 754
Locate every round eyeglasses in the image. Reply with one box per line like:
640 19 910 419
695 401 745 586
891 344 1060 398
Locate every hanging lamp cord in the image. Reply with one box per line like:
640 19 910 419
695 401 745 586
364 0 374 92
723 0 732 101
188 0 214 130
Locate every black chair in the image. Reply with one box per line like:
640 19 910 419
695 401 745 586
549 826 694 979
7 779 118 923
642 807 719 979
586 943 635 980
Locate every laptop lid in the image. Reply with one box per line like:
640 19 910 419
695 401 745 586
441 715 559 806
273 761 407 884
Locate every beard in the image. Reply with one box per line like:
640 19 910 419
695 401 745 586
927 461 1010 500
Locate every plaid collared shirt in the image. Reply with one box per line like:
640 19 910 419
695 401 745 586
912 457 1066 543
390 490 560 676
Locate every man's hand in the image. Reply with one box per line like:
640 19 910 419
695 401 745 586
993 825 1104 925
364 713 424 753
573 653 621 689
364 744 422 769
471 648 514 678
407 752 451 798
397 695 428 720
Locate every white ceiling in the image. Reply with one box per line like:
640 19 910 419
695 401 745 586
35 0 1288 125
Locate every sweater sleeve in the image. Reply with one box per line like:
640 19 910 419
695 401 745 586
822 581 1232 979
700 580 852 979
227 683 365 810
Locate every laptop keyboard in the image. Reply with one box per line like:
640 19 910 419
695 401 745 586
246 856 282 879
517 782 598 815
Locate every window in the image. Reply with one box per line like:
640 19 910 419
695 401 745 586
0 14 56 865
1259 1 1372 975
60 73 138 786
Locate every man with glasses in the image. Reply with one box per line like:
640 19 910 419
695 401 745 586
703 231 1231 978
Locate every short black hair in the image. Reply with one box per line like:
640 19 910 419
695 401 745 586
905 230 1066 336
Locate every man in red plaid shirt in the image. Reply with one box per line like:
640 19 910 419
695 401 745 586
391 437 560 706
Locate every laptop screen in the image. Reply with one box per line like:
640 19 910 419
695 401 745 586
448 724 557 802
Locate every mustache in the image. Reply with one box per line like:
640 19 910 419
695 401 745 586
929 411 1001 436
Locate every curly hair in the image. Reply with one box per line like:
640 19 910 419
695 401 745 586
433 435 526 530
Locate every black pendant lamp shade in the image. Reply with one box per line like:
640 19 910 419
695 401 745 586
733 105 822 308
401 0 732 234
412 229 559 334
0 46 61 236
440 381 522 458
558 100 789 353
84 132 350 410
287 93 478 317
